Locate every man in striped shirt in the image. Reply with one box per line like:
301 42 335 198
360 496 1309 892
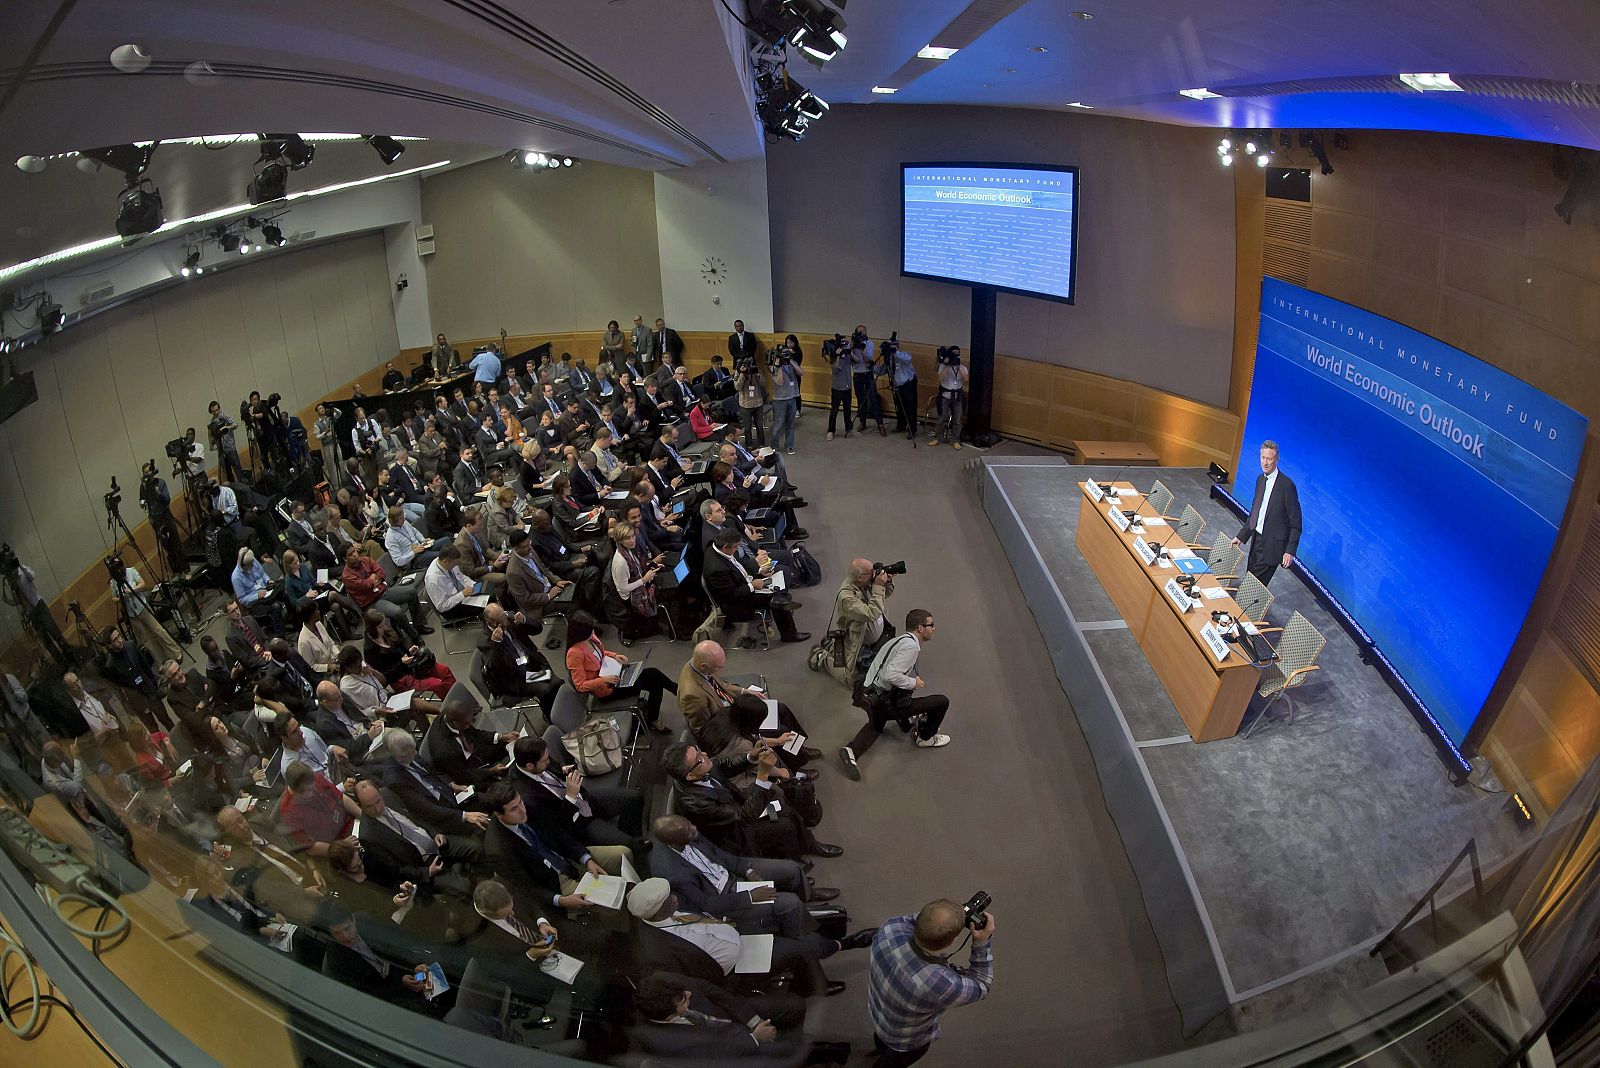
866 899 996 1066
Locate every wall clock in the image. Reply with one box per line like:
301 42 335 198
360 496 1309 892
701 256 727 286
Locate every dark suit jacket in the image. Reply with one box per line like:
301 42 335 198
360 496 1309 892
482 818 587 916
357 797 439 889
671 766 770 855
452 459 485 501
424 495 462 539
569 465 602 507
421 719 506 788
484 628 553 698
653 836 763 916
322 935 422 1007
651 327 684 362
505 551 554 623
388 464 427 503
226 618 272 672
1236 470 1303 561
307 701 378 761
727 332 760 362
702 549 767 623
381 760 473 836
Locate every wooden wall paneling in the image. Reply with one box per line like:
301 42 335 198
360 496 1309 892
333 249 379 399
364 235 402 365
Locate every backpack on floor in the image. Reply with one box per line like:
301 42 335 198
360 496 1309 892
789 544 823 588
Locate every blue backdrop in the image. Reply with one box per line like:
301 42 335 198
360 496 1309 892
1239 279 1586 745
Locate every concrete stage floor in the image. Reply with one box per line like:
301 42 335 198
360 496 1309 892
980 456 1523 1029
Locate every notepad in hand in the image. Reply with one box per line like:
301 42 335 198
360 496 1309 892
316 568 329 584
760 699 781 731
574 871 628 910
767 570 787 591
386 689 416 711
782 733 806 755
454 787 475 804
759 476 778 492
462 594 492 608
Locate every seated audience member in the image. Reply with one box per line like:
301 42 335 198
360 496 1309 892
281 549 361 636
528 509 602 613
606 521 665 642
658 743 840 863
214 805 325 911
191 856 280 945
509 736 645 861
479 783 623 920
363 612 457 699
631 480 685 552
504 530 568 628
563 612 674 732
589 429 626 485
267 637 319 704
480 604 560 713
628 970 849 1063
225 598 275 673
483 486 523 551
453 511 508 594
704 529 810 646
384 506 449 572
307 680 385 761
456 878 628 1015
423 544 488 623
702 693 820 790
337 645 436 732
271 713 342 782
201 636 252 716
649 813 840 930
569 451 605 507
230 548 285 635
276 761 359 859
424 479 464 540
550 475 603 539
341 544 432 639
557 399 592 449
688 396 726 442
317 902 441 1012
677 640 811 747
453 445 487 502
349 778 476 892
380 729 493 839
41 740 87 810
297 602 343 674
421 698 519 790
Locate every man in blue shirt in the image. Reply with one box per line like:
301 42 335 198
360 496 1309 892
867 900 996 1066
230 548 285 634
468 346 502 386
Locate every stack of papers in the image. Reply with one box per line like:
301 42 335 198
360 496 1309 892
386 690 416 711
574 871 628 910
540 953 585 984
760 700 781 731
735 934 774 973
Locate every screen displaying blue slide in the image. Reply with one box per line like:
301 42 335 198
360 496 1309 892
1239 279 1586 746
901 163 1079 303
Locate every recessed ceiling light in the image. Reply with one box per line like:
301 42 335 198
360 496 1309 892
1070 10 1094 19
1029 45 1049 54
1065 102 1094 109
999 67 1017 73
1179 88 1221 100
871 86 898 94
1399 72 1462 92
917 45 959 60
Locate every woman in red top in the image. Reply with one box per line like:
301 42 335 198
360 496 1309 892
563 612 675 733
688 397 724 442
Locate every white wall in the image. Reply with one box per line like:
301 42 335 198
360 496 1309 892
654 159 775 333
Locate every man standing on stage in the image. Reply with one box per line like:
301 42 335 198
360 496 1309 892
1232 439 1302 585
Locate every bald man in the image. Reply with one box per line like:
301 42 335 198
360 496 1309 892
676 641 815 757
307 680 385 762
867 899 996 1066
827 559 894 688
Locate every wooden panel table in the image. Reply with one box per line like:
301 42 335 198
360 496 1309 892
1070 440 1161 466
1074 481 1261 741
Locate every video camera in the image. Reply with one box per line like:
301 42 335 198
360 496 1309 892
873 560 907 577
733 351 759 376
963 891 992 930
822 333 848 361
881 331 900 359
937 345 962 367
164 436 189 461
0 543 17 572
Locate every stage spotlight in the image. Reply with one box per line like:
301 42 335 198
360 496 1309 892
37 299 63 334
746 0 804 47
110 44 152 73
115 179 164 241
218 231 242 254
1307 131 1333 175
1244 137 1258 155
1220 153 1234 167
363 135 404 165
83 143 155 181
561 157 573 167
1256 154 1270 167
545 157 560 169
259 134 315 170
180 249 201 277
262 223 285 246
249 161 288 204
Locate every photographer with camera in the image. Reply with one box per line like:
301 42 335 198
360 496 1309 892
107 554 186 665
139 459 187 576
929 346 969 448
1 546 75 667
768 339 803 454
887 334 918 440
819 558 896 689
839 608 950 780
849 325 887 436
824 333 853 439
867 895 996 1067
207 400 246 482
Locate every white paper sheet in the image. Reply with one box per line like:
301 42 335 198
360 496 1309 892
454 787 475 804
574 871 627 910
767 570 787 591
782 733 806 755
316 568 329 584
1142 516 1168 526
386 689 416 711
462 594 492 608
760 699 780 731
619 853 641 885
599 655 623 680
735 934 774 973
539 953 585 984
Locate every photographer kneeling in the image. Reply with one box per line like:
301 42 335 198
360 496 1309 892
867 896 995 1067
839 609 950 782
820 558 895 689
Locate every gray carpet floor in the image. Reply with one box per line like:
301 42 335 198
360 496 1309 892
987 463 1525 1004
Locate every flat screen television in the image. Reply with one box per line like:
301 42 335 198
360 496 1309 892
901 162 1080 303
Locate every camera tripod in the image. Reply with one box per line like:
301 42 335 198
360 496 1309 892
104 478 198 660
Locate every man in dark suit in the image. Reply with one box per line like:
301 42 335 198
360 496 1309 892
509 736 645 861
658 743 839 864
318 903 442 1012
557 400 593 450
379 728 494 839
630 972 848 1063
479 782 610 921
505 530 568 627
307 681 384 761
451 446 485 502
1232 439 1303 586
388 451 428 505
704 529 809 645
454 878 625 1012
351 779 475 894
481 604 561 713
651 317 684 365
727 320 760 366
421 699 519 789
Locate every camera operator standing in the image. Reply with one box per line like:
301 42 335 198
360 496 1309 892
840 608 950 781
867 896 996 1067
107 555 185 665
887 335 918 440
1 546 76 667
825 335 853 440
769 343 802 455
139 460 186 577
849 325 886 436
207 401 245 482
929 347 969 448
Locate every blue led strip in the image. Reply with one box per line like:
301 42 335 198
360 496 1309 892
1209 484 1472 777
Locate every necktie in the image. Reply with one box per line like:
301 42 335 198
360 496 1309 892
448 568 464 591
541 773 592 817
385 811 436 858
514 823 573 877
510 914 538 945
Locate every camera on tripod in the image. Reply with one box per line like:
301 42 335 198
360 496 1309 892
937 345 962 367
164 436 189 461
822 333 848 361
103 552 126 581
962 891 992 930
104 476 122 512
0 543 17 572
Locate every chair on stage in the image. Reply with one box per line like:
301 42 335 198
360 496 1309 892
1204 532 1245 583
1226 573 1275 627
1174 504 1210 551
1146 479 1178 520
1243 611 1326 738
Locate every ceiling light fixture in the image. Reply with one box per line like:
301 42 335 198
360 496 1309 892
217 231 242 254
180 249 203 277
37 298 63 334
249 162 288 204
1179 87 1221 100
363 135 405 165
116 180 164 243
786 0 847 64
1399 72 1462 92
109 44 152 73
261 222 286 246
15 156 46 174
259 134 315 170
871 86 897 94
1069 10 1093 19
918 45 959 60
1065 102 1094 109
1221 153 1234 167
1029 46 1049 54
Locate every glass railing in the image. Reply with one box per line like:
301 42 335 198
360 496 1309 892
0 665 1594 1066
